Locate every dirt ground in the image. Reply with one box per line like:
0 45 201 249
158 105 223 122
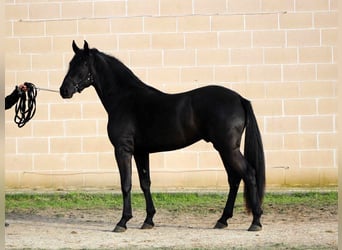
5 199 337 250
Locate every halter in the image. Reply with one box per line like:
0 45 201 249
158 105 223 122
72 71 95 93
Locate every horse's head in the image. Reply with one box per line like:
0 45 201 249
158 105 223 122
60 40 94 98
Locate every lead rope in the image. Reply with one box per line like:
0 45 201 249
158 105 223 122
14 82 59 128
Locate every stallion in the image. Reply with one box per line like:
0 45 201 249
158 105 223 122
60 41 265 233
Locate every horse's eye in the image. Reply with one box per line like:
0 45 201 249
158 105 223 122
84 61 88 66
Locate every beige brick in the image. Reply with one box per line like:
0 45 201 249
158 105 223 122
148 68 180 84
299 47 332 63
228 0 261 12
265 116 299 133
50 137 82 153
266 83 299 98
15 70 49 86
98 152 118 170
6 154 33 171
262 134 283 150
252 100 283 116
65 153 98 170
215 66 247 82
219 32 251 48
266 151 300 168
280 13 312 29
164 151 198 169
284 133 317 150
318 133 337 149
111 17 143 33
261 0 294 12
164 49 195 66
13 22 45 36
253 31 286 47
61 2 92 18
94 1 126 17
34 154 66 171
83 35 118 51
5 172 20 188
46 20 77 35
82 136 113 153
245 15 278 30
266 167 286 186
144 17 177 33
296 0 329 11
84 173 120 188
5 120 32 137
318 98 337 114
314 12 338 28
65 120 97 136
300 81 335 98
32 54 63 70
287 30 320 46
79 19 111 34
33 121 64 137
197 49 229 65
50 103 81 120
285 168 320 186
321 29 337 46
181 67 214 83
81 103 106 119
284 99 317 115
118 34 151 50
234 83 266 99
185 33 217 49
177 16 210 32
249 65 281 82
152 33 184 49
283 65 316 81
198 151 222 169
6 4 29 20
317 64 337 80
211 15 244 31
264 48 297 64
6 53 30 70
21 37 52 54
300 116 334 132
160 0 193 15
127 0 159 16
17 138 49 154
231 48 263 65
5 37 20 53
319 168 338 185
130 50 162 67
4 138 16 154
193 0 227 14
29 3 60 19
301 150 334 168
183 171 219 188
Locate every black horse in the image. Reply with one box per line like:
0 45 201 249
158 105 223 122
60 41 265 233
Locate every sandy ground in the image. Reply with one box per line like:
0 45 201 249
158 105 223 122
5 202 337 250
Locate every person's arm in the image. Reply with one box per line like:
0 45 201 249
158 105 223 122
5 87 20 110
5 84 27 110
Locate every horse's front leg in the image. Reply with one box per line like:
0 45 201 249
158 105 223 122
113 146 133 233
134 152 156 229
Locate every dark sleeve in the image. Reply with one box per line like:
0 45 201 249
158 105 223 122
5 87 20 110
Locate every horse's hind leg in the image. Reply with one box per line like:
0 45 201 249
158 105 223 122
134 152 156 229
214 151 241 229
216 148 262 231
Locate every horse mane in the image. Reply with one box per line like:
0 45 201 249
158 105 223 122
91 48 161 93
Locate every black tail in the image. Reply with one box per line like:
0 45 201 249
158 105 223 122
241 98 265 212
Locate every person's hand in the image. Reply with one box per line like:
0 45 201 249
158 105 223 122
18 84 28 92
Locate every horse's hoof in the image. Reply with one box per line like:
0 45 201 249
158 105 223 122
247 224 262 231
113 225 127 233
214 221 227 229
141 222 154 230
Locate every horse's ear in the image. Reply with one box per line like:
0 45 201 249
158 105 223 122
84 40 89 55
72 40 80 54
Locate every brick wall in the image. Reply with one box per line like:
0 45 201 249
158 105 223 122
5 0 338 190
